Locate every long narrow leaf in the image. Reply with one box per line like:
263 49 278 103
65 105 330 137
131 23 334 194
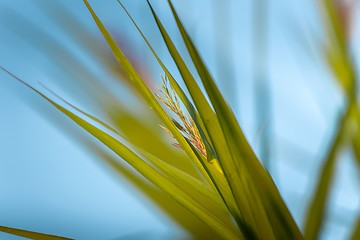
145 1 223 164
353 133 360 167
0 226 71 240
45 88 226 212
55 103 241 239
92 147 223 239
166 1 302 239
83 0 213 185
115 0 215 161
41 84 229 216
351 216 360 240
303 103 352 239
145 1 250 231
1 67 242 240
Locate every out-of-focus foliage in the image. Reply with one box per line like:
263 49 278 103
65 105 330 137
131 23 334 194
303 0 360 239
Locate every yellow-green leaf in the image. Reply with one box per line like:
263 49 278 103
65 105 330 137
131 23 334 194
166 1 302 239
0 226 71 240
83 0 212 185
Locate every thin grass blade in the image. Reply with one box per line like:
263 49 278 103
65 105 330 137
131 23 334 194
303 103 352 239
0 226 71 240
55 105 241 239
2 67 242 239
145 0 247 226
115 0 215 160
82 0 212 185
353 131 360 168
166 1 303 239
92 147 223 239
351 216 360 240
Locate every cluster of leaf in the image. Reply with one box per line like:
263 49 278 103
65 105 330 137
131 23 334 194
302 0 360 239
0 0 305 239
1 0 360 239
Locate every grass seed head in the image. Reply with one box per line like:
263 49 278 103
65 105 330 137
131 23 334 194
157 75 206 157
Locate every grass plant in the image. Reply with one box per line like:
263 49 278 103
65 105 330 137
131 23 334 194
0 0 359 239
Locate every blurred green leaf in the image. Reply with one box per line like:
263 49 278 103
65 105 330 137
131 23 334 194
320 0 356 97
83 0 213 186
0 226 71 240
55 104 241 239
352 109 360 168
304 1 360 238
351 216 360 240
353 130 360 168
92 147 223 239
1 67 242 239
42 83 233 228
303 103 352 240
116 0 215 161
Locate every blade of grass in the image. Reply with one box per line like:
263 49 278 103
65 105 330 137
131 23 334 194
1 67 242 239
320 0 356 97
145 0 223 164
139 150 225 207
42 85 227 208
145 1 257 233
92 147 223 239
43 85 226 211
111 112 200 177
351 216 360 240
166 1 303 239
353 129 360 168
304 1 359 237
82 0 213 186
0 226 71 240
352 105 360 168
138 149 241 226
73 100 229 217
144 1 229 168
30 98 222 239
55 103 242 239
58 107 241 239
303 101 352 240
115 0 215 161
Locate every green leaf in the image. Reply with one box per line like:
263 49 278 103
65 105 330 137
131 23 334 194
1 67 242 240
303 103 352 240
51 88 230 221
32 97 222 239
145 0 248 229
319 0 356 97
56 105 241 239
351 216 360 240
145 0 222 163
165 1 302 239
115 0 216 161
42 85 230 216
43 86 226 214
139 149 225 209
63 108 240 239
352 108 360 169
111 112 199 177
353 128 360 169
0 225 71 240
82 0 213 186
91 147 223 239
